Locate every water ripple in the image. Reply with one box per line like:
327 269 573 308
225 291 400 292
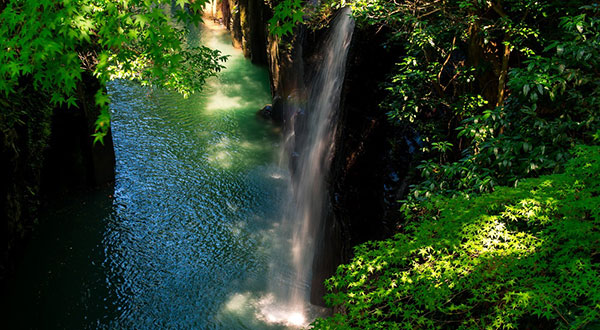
101 22 285 329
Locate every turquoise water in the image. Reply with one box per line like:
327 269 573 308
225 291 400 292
5 22 295 329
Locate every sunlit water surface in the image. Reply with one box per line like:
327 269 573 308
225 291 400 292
4 21 307 329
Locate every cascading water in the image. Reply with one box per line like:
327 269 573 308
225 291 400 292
260 7 355 327
5 7 355 329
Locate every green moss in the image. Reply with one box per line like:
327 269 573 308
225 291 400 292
314 145 600 329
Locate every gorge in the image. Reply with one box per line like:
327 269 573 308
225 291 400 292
3 4 377 328
3 1 599 329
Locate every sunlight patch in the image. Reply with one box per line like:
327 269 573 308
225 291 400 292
207 150 232 168
257 294 308 328
205 89 244 112
224 292 252 313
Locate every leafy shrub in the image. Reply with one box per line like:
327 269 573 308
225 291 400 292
270 0 600 206
309 1 599 207
406 5 600 206
313 145 600 329
267 0 306 36
0 0 228 142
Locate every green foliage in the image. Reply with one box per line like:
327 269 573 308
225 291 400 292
265 1 600 327
335 0 600 207
0 0 227 142
268 0 305 37
313 145 600 329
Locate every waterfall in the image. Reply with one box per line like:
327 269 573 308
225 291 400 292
260 7 354 327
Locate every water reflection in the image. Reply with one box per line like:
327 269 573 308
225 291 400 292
5 20 290 329
104 18 284 327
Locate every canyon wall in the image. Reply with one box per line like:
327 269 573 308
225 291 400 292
1 73 115 282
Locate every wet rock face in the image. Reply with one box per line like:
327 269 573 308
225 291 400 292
311 24 406 306
257 104 273 119
227 0 244 49
267 31 307 103
331 25 398 246
220 0 231 32
256 96 285 124
271 95 284 123
222 0 270 65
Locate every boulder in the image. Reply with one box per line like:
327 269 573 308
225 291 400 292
257 104 273 120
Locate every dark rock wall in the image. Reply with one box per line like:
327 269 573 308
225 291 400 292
251 0 271 65
331 25 400 254
310 24 403 306
41 73 115 194
1 79 53 283
221 0 270 65
1 73 115 284
268 30 307 105
227 0 244 49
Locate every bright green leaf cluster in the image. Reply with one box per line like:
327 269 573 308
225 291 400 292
268 0 306 37
313 145 600 329
0 0 227 143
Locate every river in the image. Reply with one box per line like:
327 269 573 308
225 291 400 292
5 20 297 329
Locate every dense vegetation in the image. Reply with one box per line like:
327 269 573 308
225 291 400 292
340 0 599 207
270 0 600 328
0 0 227 142
313 145 600 329
3 0 599 327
